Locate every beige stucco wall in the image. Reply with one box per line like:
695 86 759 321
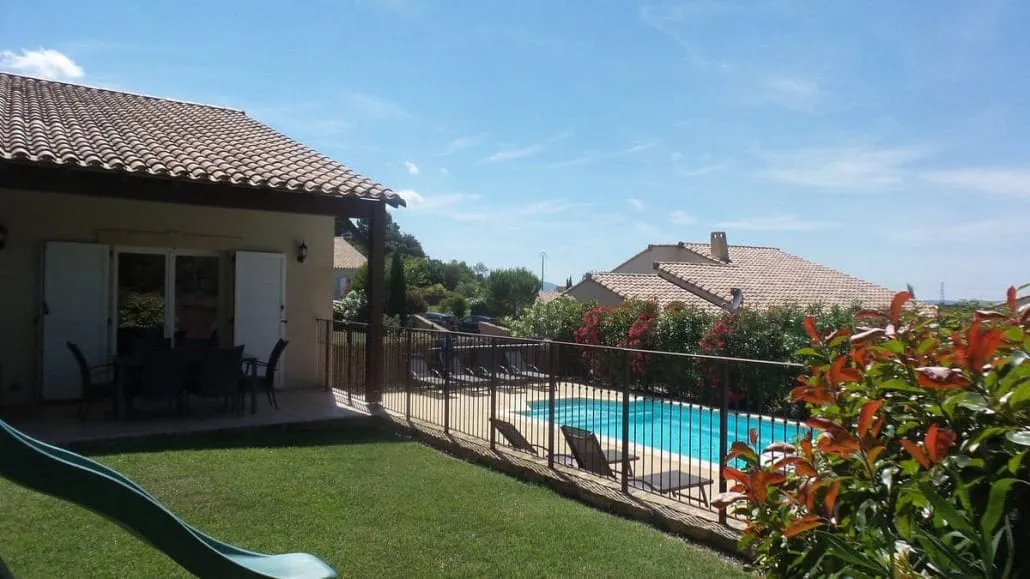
565 280 624 306
0 188 334 406
612 245 711 274
333 267 357 299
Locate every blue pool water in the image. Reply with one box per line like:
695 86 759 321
520 397 808 465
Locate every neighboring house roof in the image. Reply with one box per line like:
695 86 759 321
584 273 722 313
333 237 366 270
655 243 898 310
0 73 403 205
537 290 564 303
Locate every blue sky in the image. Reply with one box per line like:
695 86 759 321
2 0 1028 300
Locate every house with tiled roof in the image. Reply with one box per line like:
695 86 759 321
0 72 402 408
567 232 900 313
333 237 366 299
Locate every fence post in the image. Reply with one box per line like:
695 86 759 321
718 359 730 525
443 334 451 434
345 327 354 406
323 319 332 391
404 329 412 421
621 351 631 494
489 338 498 451
547 340 557 469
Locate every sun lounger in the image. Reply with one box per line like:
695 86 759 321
560 425 712 506
409 354 450 391
503 349 550 382
491 419 637 469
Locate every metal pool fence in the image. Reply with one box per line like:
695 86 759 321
316 319 808 521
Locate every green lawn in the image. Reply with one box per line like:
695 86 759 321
0 419 746 578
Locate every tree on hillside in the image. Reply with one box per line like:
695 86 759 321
426 258 478 291
485 268 540 318
472 262 489 280
566 276 573 289
338 213 425 259
386 253 407 319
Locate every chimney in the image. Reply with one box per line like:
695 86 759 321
710 231 730 262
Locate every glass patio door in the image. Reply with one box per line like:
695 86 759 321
115 250 169 356
113 248 221 356
173 254 220 342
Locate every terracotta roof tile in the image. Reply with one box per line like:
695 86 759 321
588 273 722 313
537 290 565 303
333 237 367 270
0 73 403 205
656 243 899 310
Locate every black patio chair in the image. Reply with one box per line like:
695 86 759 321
242 339 288 410
137 346 188 415
193 346 245 415
67 342 115 421
560 425 712 506
503 349 550 382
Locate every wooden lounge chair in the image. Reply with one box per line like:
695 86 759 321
491 419 637 469
560 425 712 506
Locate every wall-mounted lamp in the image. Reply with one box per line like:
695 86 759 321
0 224 7 250
296 240 308 263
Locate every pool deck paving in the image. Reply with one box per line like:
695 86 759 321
379 378 757 521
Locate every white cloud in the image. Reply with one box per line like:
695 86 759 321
485 143 546 163
759 146 931 190
633 220 662 238
483 131 573 163
616 141 658 156
886 217 1017 245
764 76 821 112
715 214 836 231
0 48 84 81
398 190 489 221
395 189 424 205
628 198 644 211
550 140 657 168
439 167 449 175
513 200 584 216
920 168 1030 197
669 210 696 225
670 151 685 162
638 3 738 70
438 134 487 156
403 160 420 175
678 162 725 177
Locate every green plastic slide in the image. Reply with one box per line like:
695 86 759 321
0 419 337 578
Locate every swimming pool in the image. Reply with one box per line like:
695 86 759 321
520 397 808 465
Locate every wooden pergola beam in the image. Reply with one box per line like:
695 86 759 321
363 201 387 405
0 162 392 218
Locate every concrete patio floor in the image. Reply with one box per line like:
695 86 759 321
4 389 363 444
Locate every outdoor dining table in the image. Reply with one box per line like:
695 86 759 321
113 350 262 419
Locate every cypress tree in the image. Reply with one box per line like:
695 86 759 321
386 253 408 319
